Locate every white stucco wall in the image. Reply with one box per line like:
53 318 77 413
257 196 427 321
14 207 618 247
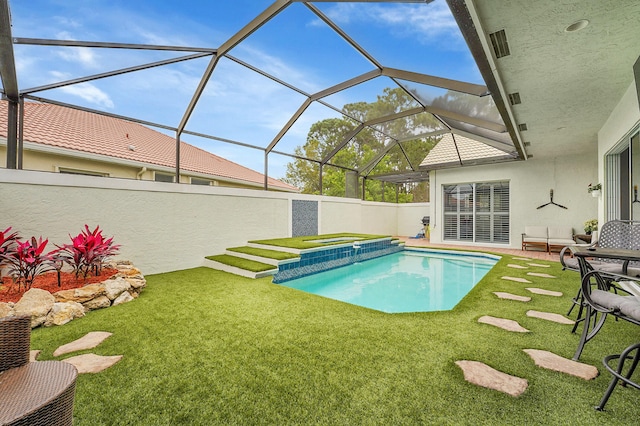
0 169 429 275
396 203 430 237
428 152 598 249
597 81 640 223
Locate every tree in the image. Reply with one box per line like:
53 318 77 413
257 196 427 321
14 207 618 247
283 87 440 202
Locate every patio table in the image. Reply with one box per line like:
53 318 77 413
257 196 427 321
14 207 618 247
570 246 640 360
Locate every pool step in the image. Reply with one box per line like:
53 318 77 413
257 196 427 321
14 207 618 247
203 254 278 279
226 246 300 266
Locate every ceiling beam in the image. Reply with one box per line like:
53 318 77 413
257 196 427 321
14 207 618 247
446 0 526 159
382 67 489 96
178 0 291 134
14 37 217 53
0 0 18 100
21 52 212 95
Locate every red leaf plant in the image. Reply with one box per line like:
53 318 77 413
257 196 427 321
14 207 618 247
2 236 57 292
0 226 20 259
56 225 120 279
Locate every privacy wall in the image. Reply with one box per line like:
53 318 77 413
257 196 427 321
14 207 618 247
0 170 428 274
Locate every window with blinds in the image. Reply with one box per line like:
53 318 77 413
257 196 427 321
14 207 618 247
443 182 510 244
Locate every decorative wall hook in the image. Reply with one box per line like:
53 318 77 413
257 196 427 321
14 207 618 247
537 189 568 210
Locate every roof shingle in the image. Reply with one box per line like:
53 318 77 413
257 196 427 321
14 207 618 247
0 101 298 192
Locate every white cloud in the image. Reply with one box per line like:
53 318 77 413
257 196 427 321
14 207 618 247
58 82 115 108
321 1 462 45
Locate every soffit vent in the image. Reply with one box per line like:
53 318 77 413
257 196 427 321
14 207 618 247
489 29 510 58
523 141 531 147
518 123 528 131
508 92 521 105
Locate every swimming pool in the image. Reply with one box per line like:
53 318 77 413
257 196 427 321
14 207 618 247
279 249 499 313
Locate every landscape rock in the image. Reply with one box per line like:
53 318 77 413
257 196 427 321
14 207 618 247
112 291 134 306
44 302 86 326
53 283 106 303
1 260 144 329
82 295 112 310
14 288 55 328
0 302 14 317
104 278 131 300
124 276 146 290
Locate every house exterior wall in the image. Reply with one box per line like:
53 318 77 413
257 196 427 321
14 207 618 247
0 169 429 275
597 81 640 224
0 143 285 191
428 152 598 249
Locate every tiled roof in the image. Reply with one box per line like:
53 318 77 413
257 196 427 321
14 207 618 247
0 101 298 192
420 133 515 169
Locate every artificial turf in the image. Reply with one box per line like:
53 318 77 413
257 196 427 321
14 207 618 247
248 232 390 249
227 246 300 260
205 254 276 272
30 253 640 424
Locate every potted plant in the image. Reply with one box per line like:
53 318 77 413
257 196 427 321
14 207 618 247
584 219 598 235
588 183 602 197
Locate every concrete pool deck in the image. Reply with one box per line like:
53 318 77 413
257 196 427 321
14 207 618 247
399 237 560 263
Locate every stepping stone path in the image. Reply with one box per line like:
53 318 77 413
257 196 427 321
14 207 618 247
501 276 532 283
524 349 598 380
478 315 529 332
33 331 122 374
527 272 556 279
63 354 124 374
525 288 563 297
458 270 599 396
512 257 531 261
455 360 528 397
53 331 113 356
507 264 528 269
526 310 575 325
527 263 550 268
493 292 531 302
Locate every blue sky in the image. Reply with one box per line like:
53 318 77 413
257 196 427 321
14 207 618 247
7 0 482 179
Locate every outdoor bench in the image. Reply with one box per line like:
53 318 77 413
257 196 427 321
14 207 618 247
521 226 574 253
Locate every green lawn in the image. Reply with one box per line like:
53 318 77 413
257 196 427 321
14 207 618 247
30 254 640 424
248 232 390 249
205 254 276 272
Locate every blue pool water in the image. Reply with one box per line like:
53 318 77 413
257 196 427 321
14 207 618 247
279 250 498 313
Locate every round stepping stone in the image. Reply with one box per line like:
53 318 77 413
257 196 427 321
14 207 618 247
507 264 528 269
525 288 563 297
479 315 530 332
527 263 550 268
523 349 598 380
501 276 532 283
493 292 531 302
53 331 113 357
62 353 123 374
527 272 556 278
526 310 574 324
455 360 528 397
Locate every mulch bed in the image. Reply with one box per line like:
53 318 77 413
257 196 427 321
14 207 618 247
0 268 117 303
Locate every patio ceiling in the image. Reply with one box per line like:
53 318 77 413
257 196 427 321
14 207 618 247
0 0 525 187
454 0 640 162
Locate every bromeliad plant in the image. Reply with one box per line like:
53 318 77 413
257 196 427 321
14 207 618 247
2 236 56 292
57 225 120 279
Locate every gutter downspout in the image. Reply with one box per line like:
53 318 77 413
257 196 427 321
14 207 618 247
136 167 147 180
